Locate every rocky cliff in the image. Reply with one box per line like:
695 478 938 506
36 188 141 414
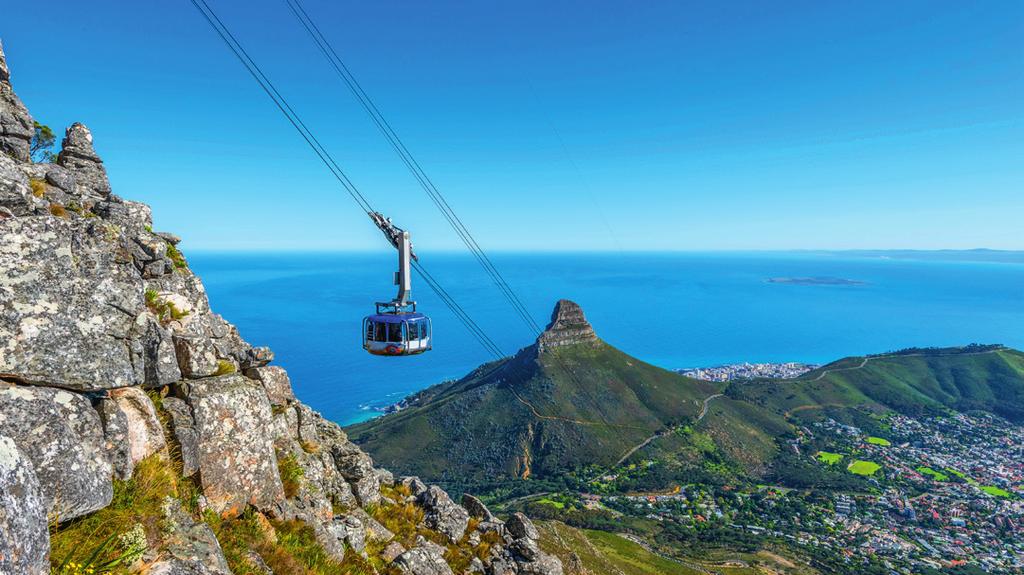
0 39 562 575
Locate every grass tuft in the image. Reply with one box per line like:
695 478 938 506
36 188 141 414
277 452 305 499
211 512 348 575
29 178 46 197
214 360 237 376
166 243 188 269
49 455 179 573
49 202 68 218
144 289 190 325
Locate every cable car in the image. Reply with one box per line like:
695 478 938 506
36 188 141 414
363 308 432 356
362 212 432 356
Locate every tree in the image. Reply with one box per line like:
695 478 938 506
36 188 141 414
31 121 56 163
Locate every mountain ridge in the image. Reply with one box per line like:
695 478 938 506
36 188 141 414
349 300 726 485
349 297 1024 491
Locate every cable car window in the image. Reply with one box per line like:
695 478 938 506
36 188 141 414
365 321 374 342
420 321 429 339
408 322 419 340
387 322 403 343
374 322 387 342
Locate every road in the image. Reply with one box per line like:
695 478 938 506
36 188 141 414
607 393 724 471
786 347 1005 417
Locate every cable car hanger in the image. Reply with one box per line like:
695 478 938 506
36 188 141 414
362 211 432 356
188 0 505 359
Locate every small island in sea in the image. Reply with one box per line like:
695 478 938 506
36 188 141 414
768 276 867 286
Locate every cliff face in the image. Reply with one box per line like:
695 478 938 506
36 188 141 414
0 39 561 575
535 300 598 351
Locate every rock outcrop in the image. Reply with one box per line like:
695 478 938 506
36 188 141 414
0 435 48 575
0 384 113 520
536 299 598 350
0 40 32 162
180 374 284 516
0 39 562 575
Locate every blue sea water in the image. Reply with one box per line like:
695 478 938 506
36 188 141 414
187 251 1024 426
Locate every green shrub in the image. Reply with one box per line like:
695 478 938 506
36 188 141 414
166 243 187 270
144 289 190 325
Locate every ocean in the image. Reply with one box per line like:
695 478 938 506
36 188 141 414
187 251 1024 425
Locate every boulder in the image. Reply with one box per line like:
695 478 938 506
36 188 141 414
295 403 321 448
329 514 366 553
511 538 540 561
331 441 381 506
350 507 394 543
134 312 182 386
517 554 565 575
162 396 200 477
382 541 407 563
156 231 182 245
488 553 518 575
98 386 167 479
154 497 232 575
0 434 49 575
180 374 284 516
0 215 147 390
0 154 45 217
462 493 496 521
394 544 454 575
376 466 395 487
506 512 539 541
55 123 111 199
245 365 294 406
174 335 219 378
0 384 112 520
92 197 152 236
401 475 429 498
42 164 76 194
0 40 33 163
418 485 470 543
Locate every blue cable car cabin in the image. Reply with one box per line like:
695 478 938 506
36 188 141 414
363 312 432 356
363 212 432 356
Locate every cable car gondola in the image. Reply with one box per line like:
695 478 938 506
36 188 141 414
362 212 432 356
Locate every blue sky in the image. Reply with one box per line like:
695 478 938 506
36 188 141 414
3 1 1022 251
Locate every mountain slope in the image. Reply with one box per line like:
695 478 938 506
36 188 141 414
729 345 1024 424
350 299 1024 489
348 300 723 485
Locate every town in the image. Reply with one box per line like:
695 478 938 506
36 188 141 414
528 411 1023 573
677 361 818 382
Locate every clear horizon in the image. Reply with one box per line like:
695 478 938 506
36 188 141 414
3 1 1022 251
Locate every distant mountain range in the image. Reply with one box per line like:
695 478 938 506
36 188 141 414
347 301 1024 489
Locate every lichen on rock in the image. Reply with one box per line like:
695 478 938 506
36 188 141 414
0 434 49 575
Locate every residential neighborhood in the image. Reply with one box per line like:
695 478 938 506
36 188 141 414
547 412 1023 573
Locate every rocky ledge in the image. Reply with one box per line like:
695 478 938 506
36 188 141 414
0 38 562 575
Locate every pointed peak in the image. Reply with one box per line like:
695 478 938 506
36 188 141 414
537 299 598 350
59 123 101 161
